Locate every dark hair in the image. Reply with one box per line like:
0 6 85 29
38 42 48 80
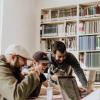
52 41 66 54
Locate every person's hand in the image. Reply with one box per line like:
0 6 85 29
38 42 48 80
51 75 58 81
28 67 40 81
79 87 93 98
34 66 41 75
21 68 29 76
79 87 88 98
79 87 87 93
28 67 40 76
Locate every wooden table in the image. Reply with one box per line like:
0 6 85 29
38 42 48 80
28 95 63 100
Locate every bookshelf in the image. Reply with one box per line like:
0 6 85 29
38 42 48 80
40 1 100 84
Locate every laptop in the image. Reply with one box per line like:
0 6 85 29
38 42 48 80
58 76 81 100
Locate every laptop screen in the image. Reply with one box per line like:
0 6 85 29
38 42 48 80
58 76 80 100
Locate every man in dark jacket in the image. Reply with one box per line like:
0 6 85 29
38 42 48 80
47 41 87 88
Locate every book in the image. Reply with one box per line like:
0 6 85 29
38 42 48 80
80 5 100 16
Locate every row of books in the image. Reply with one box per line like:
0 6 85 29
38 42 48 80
42 7 77 20
95 71 100 82
42 24 65 36
43 24 58 34
40 37 77 52
79 36 100 50
85 52 100 67
42 5 100 20
79 20 100 34
66 37 77 50
96 36 100 50
59 8 77 17
80 5 100 16
42 20 100 36
65 23 77 35
41 36 100 51
51 10 58 18
40 38 64 52
41 4 100 20
42 23 77 36
40 39 55 52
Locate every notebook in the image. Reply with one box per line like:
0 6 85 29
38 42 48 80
58 76 81 100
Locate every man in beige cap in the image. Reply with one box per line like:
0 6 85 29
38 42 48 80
0 44 40 100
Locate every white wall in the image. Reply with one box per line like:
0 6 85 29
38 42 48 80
1 0 41 55
40 0 100 9
0 0 4 53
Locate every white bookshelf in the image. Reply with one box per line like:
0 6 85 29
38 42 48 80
40 1 100 84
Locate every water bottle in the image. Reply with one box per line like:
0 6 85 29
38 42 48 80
47 68 53 100
47 87 53 100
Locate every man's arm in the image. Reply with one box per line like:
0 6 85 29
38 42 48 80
69 53 87 87
0 67 39 100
